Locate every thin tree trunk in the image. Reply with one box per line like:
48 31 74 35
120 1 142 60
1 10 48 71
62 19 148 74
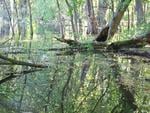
2 0 15 36
73 0 79 34
79 17 83 34
13 0 21 42
28 0 33 40
56 0 65 39
127 8 130 30
28 0 33 51
143 2 146 23
78 6 83 34
135 0 144 25
131 6 134 27
86 0 98 35
97 0 108 28
65 0 78 40
19 0 27 39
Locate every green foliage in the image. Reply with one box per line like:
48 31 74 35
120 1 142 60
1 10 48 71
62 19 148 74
143 0 150 2
33 0 56 20
112 22 150 41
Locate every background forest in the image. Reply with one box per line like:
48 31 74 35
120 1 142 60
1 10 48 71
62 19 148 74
0 0 150 113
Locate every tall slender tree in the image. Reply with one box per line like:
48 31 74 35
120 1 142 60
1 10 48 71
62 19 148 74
56 0 65 39
97 0 108 28
86 0 98 35
135 0 144 25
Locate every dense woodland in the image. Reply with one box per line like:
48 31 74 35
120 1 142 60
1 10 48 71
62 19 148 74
0 0 150 113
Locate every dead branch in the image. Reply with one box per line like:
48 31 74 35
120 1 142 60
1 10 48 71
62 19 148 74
0 54 48 68
54 37 80 46
0 69 42 84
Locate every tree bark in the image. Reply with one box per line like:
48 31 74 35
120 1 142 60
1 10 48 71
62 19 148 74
56 0 65 39
19 0 27 39
97 0 108 28
86 0 98 35
135 0 144 25
28 0 33 40
14 0 21 39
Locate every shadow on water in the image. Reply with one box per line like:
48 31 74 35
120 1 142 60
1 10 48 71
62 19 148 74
0 52 150 113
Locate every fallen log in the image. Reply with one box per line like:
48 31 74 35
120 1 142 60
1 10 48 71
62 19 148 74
0 54 48 68
108 32 150 50
54 32 150 50
54 32 150 59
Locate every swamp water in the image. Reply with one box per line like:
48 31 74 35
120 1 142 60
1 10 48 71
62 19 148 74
0 52 150 113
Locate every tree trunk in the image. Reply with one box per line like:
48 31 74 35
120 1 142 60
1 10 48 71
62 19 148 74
28 0 33 40
19 0 27 39
95 0 132 42
108 0 132 39
13 0 21 44
86 0 98 35
135 0 144 25
97 0 108 28
1 0 14 37
127 8 130 30
65 0 78 40
73 0 79 34
0 1 10 37
28 0 33 51
131 6 134 27
56 0 65 39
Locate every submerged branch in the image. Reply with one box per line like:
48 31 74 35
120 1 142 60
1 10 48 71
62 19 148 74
0 54 48 68
0 69 42 84
117 49 150 59
54 37 80 46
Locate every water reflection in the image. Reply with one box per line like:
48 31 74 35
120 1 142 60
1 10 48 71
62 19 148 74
0 53 149 113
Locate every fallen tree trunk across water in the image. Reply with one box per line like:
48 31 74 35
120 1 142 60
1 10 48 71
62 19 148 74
54 32 150 57
55 32 150 49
